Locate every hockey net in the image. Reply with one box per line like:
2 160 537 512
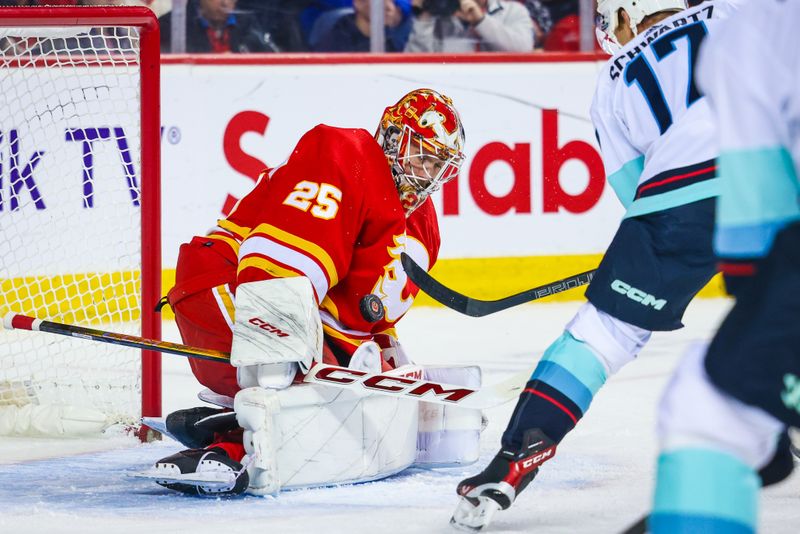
0 7 161 437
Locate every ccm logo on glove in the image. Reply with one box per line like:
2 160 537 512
248 317 290 338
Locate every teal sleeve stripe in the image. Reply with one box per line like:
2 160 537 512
714 218 800 258
531 361 594 414
653 449 759 528
607 156 645 208
540 332 608 395
717 147 800 227
650 513 754 534
624 179 719 218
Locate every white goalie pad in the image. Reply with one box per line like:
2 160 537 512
231 278 323 384
233 364 422 495
415 366 482 467
189 364 484 494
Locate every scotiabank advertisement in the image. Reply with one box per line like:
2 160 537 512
160 56 632 302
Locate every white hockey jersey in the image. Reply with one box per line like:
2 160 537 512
696 0 800 260
590 0 742 218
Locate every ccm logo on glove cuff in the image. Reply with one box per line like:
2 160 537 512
248 317 290 338
314 366 477 403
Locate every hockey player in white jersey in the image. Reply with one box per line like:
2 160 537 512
650 1 800 531
451 1 746 530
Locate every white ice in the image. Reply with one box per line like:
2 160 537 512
0 299 797 533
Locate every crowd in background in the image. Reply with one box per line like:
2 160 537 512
0 0 709 54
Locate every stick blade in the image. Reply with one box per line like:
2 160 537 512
400 252 477 316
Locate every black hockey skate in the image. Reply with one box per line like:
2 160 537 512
451 429 556 531
165 407 237 449
151 448 249 497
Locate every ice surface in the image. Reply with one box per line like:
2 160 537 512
0 299 797 533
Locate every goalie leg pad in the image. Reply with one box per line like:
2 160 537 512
416 366 482 466
234 387 281 495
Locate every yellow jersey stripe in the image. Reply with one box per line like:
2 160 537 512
218 219 252 240
238 256 303 280
207 233 241 254
250 223 339 287
322 323 370 348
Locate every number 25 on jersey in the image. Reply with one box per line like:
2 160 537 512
283 181 343 220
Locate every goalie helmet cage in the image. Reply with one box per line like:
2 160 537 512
0 6 161 437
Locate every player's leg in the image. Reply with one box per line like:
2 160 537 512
169 237 240 399
453 199 718 529
652 222 800 533
150 237 252 495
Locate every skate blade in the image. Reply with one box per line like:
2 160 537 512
129 469 236 490
450 495 501 532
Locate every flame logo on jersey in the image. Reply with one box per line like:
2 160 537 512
371 234 429 322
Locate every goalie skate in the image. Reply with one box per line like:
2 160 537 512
133 448 249 496
451 429 556 531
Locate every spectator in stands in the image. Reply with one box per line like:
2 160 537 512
312 0 412 52
520 0 551 50
535 0 601 52
158 0 278 53
238 0 308 52
405 0 533 53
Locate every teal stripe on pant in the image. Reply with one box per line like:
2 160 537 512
531 332 608 407
531 361 594 414
651 448 759 534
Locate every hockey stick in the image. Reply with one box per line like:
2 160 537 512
401 252 596 317
3 313 528 410
619 515 648 534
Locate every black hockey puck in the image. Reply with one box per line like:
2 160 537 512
359 293 385 323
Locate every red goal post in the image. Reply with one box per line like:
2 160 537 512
0 6 161 435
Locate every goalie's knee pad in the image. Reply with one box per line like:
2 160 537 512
566 302 651 376
658 342 784 470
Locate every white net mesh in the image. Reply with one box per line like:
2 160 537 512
0 23 146 435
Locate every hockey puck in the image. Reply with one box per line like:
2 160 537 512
359 294 385 323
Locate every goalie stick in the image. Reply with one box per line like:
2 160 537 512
3 313 531 410
400 252 596 317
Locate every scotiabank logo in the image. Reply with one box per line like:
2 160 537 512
248 317 290 338
221 109 605 217
0 127 139 211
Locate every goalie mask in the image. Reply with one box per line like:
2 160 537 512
596 0 686 54
376 88 465 215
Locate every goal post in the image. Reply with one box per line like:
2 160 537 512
0 6 161 436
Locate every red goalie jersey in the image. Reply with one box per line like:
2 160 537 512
220 123 439 345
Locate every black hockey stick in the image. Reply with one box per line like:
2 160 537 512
400 252 596 317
